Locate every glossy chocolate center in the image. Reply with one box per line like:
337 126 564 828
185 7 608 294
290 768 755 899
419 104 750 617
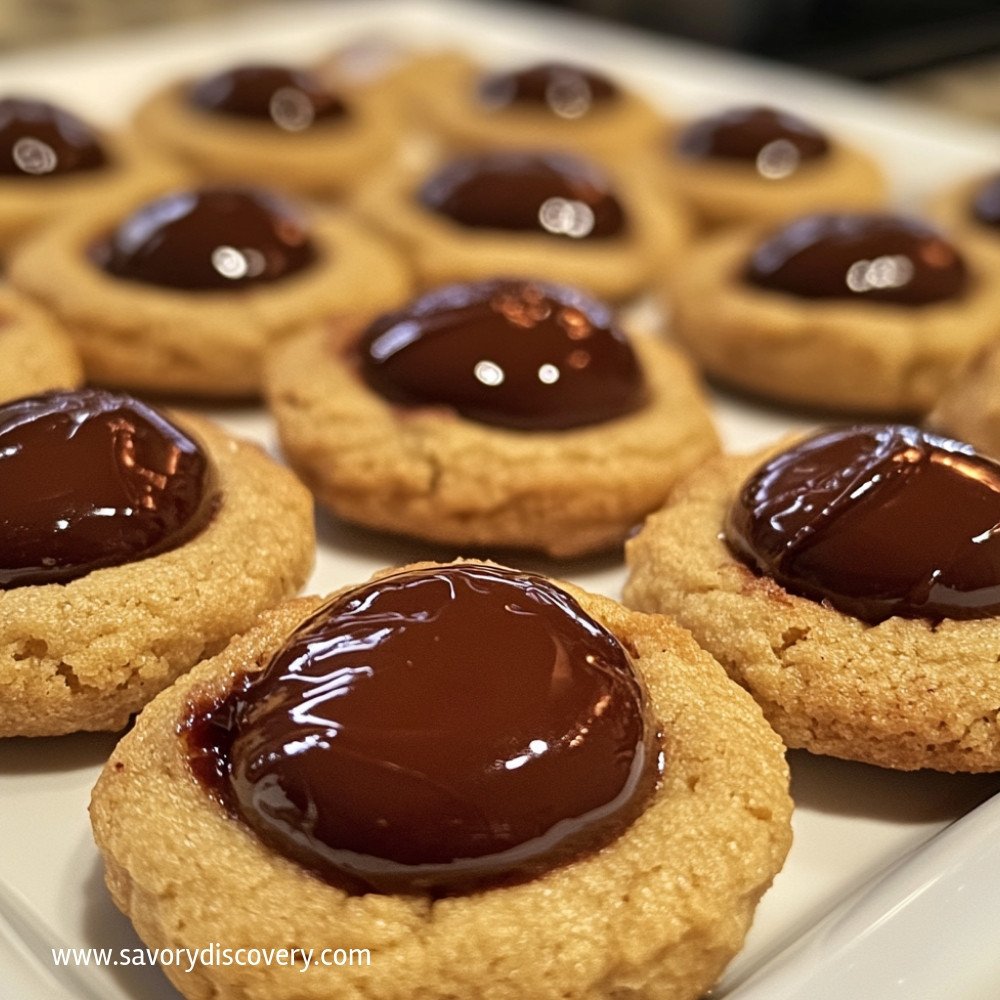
676 105 828 178
186 563 659 894
419 151 626 239
971 174 1000 228
189 63 348 130
478 62 619 119
0 97 106 177
0 388 217 588
91 187 316 291
726 425 1000 623
358 278 646 430
746 213 968 305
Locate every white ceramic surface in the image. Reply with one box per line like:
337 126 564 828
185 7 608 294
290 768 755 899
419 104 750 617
1 3 1000 998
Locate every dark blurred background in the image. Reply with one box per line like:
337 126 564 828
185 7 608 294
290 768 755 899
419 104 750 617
4 0 1000 120
538 0 1000 79
4 1 1000 81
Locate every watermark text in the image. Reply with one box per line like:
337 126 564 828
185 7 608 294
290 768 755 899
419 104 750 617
51 943 371 974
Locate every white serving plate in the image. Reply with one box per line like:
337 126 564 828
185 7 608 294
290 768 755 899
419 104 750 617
2 2 1000 998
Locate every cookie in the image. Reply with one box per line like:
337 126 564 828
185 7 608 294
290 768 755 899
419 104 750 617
133 62 399 198
0 388 314 738
661 105 886 228
90 560 792 1000
400 52 666 162
928 341 1000 456
929 170 1000 238
0 286 82 402
0 96 182 253
625 425 1000 771
313 37 416 92
8 186 413 397
668 212 1000 413
264 278 719 557
352 148 690 300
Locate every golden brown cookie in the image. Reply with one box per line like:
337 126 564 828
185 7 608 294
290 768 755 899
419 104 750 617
90 560 792 1000
929 171 1000 238
661 105 886 229
668 213 1000 414
0 96 182 253
352 148 690 301
133 62 399 198
401 52 666 162
625 427 1000 772
8 188 413 397
313 37 417 93
0 391 314 738
0 286 82 402
264 279 719 557
928 341 1000 455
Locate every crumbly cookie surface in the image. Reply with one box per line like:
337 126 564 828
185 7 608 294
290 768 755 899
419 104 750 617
667 225 1000 414
401 51 668 162
0 415 315 737
352 156 690 301
0 131 183 254
661 140 886 229
624 450 1000 771
929 341 1000 456
0 286 83 402
264 325 719 558
928 175 997 236
90 565 792 1000
134 79 399 198
8 206 413 397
